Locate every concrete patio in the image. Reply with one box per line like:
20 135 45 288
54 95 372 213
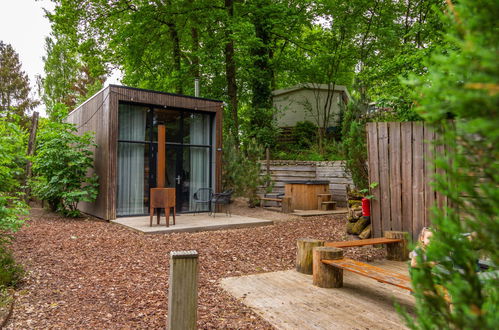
111 213 274 234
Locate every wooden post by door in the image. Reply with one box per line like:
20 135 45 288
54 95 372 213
157 124 166 188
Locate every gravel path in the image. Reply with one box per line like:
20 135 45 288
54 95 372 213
7 208 385 329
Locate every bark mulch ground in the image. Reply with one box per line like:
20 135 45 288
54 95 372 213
7 208 385 329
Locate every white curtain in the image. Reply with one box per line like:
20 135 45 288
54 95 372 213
189 114 210 211
117 104 147 216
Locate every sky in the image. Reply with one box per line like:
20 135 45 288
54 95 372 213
0 0 120 116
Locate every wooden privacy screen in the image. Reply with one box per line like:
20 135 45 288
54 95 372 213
366 122 449 241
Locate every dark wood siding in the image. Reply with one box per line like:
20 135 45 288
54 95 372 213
66 86 112 219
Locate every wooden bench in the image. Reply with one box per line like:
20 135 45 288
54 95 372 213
325 237 404 248
259 195 293 213
312 247 412 291
259 197 283 207
296 232 409 275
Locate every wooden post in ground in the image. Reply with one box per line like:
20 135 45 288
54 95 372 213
266 147 270 176
296 238 324 274
24 111 39 201
313 247 344 288
384 231 409 261
281 196 293 213
168 250 198 330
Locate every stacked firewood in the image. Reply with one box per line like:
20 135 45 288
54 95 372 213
346 196 371 239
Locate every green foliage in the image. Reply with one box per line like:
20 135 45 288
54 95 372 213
292 121 317 148
41 34 106 116
0 118 28 289
341 99 368 190
44 0 450 145
273 139 343 162
0 120 26 193
222 135 271 207
0 246 24 288
31 121 99 217
0 119 28 243
401 1 499 328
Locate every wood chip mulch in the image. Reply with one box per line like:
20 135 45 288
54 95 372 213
7 208 385 329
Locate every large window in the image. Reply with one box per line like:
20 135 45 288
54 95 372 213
117 102 213 216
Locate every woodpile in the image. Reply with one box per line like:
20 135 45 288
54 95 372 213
346 204 371 239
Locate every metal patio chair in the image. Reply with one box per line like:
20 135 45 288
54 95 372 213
193 188 213 214
210 189 233 217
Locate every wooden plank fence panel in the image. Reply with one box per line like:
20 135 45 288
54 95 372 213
378 122 392 233
424 125 436 228
389 122 402 231
367 121 447 241
367 123 382 238
412 123 425 241
435 130 447 210
400 122 413 234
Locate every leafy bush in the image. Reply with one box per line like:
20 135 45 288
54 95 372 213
341 99 368 190
31 121 99 217
0 119 28 289
0 119 28 244
0 246 24 288
292 121 317 148
0 121 26 193
401 1 499 328
222 135 271 207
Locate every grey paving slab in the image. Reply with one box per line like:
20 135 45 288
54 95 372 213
111 213 273 234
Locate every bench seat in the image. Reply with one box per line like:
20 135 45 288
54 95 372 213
322 258 412 291
325 237 403 248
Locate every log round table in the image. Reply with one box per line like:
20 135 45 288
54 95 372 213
284 180 330 210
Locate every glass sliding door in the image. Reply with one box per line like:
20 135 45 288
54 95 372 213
117 102 214 216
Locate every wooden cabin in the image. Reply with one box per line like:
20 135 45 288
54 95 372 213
66 85 223 220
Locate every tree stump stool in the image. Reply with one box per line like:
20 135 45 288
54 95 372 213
296 238 325 274
313 247 344 288
384 231 409 261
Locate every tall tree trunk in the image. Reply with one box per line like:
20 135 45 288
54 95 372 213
224 0 239 145
169 24 182 94
249 0 274 146
191 26 200 80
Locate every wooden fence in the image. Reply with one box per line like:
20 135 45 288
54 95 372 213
367 122 448 241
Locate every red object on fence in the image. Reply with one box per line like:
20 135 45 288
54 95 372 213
362 198 371 217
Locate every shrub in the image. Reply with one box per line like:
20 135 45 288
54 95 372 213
292 120 317 148
401 1 499 328
222 135 271 207
0 119 28 245
31 121 99 217
0 121 26 193
0 119 27 289
341 99 369 190
0 246 24 288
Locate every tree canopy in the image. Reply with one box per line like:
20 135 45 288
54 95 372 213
43 0 448 145
0 41 38 127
